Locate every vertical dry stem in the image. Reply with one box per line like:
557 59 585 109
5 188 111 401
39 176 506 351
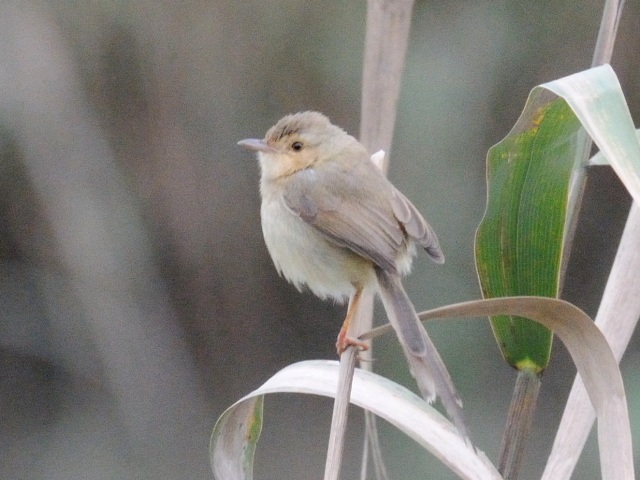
323 1 415 479
498 369 541 480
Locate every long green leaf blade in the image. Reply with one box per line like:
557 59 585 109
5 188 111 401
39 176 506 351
475 65 638 371
476 94 581 370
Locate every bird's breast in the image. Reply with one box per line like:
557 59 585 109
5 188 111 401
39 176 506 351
260 195 375 302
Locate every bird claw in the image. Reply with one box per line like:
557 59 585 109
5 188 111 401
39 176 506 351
335 335 370 355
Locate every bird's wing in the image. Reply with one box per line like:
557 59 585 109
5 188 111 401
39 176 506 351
389 188 444 264
281 160 406 274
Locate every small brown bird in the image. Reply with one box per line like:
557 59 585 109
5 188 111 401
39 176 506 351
239 111 468 438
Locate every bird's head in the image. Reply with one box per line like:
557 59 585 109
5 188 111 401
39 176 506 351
238 111 358 180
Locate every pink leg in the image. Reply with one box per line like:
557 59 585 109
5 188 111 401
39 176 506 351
335 287 369 354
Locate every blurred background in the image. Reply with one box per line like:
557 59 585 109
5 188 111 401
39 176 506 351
0 1 638 479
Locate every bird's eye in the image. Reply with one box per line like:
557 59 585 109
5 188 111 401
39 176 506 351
291 141 303 151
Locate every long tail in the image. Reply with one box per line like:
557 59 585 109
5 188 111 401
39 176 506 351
375 268 471 441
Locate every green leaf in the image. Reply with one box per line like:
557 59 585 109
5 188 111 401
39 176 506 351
475 65 639 371
475 95 580 370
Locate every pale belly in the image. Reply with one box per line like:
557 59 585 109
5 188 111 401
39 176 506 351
261 197 375 302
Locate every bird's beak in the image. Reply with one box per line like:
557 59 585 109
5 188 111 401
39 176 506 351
237 138 278 153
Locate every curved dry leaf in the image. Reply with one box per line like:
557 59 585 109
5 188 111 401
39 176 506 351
542 202 640 480
210 360 502 480
210 396 263 480
366 296 633 480
589 128 640 166
544 65 640 203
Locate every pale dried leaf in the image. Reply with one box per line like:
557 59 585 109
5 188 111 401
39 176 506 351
210 360 501 480
542 202 640 480
410 297 633 480
210 396 263 480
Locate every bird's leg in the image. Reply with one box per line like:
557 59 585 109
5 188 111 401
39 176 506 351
336 287 370 354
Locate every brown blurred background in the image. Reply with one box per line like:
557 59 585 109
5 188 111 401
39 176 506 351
0 1 638 479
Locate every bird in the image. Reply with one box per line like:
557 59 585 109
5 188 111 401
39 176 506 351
238 111 469 439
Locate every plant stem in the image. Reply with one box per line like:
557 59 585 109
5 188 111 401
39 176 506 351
360 0 415 171
498 368 541 480
324 347 358 480
560 0 626 284
352 1 415 478
591 0 625 68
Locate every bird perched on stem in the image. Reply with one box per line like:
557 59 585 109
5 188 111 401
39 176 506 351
239 111 469 439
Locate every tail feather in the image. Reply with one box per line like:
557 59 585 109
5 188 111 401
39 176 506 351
375 268 472 441
403 348 437 403
375 268 428 357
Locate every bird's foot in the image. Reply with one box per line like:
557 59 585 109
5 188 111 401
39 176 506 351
335 332 370 355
